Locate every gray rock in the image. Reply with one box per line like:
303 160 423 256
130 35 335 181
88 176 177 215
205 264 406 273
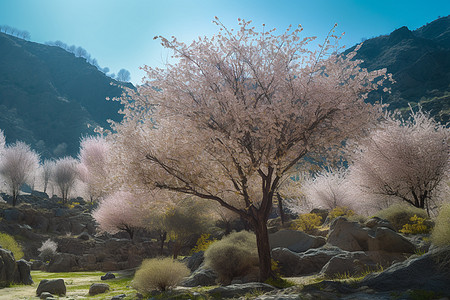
327 217 416 253
187 251 204 272
272 247 344 276
31 259 45 271
208 282 275 298
39 291 53 299
48 253 79 272
327 217 372 251
0 248 17 286
89 283 110 295
111 294 126 300
3 208 23 222
181 265 217 287
16 259 33 285
361 246 450 294
367 227 415 253
77 232 91 240
101 272 116 280
319 251 378 277
364 217 395 231
36 279 66 296
269 229 326 253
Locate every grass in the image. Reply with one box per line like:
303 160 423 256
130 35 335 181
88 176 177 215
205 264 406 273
0 270 138 300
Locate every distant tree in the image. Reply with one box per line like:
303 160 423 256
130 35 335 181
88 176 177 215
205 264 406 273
41 160 55 194
75 46 87 58
78 136 110 202
92 190 155 239
102 67 110 74
348 109 449 214
68 45 76 53
303 169 352 210
116 69 131 82
52 157 78 203
0 142 40 206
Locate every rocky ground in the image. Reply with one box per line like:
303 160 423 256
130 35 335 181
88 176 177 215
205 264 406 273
0 193 449 299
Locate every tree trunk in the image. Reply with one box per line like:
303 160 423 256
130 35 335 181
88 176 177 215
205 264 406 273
276 193 286 225
12 190 17 207
126 227 134 240
159 231 167 255
253 214 275 282
172 240 181 259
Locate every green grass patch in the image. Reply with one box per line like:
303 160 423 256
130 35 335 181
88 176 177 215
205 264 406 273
29 270 137 299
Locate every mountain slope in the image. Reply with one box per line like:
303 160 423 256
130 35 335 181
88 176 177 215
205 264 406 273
0 32 130 158
346 16 450 123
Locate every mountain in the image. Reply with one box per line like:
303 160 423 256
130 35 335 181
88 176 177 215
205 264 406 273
0 32 131 158
346 15 450 123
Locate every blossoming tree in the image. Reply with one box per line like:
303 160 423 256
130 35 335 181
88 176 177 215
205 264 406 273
0 141 40 206
348 109 449 214
108 19 389 280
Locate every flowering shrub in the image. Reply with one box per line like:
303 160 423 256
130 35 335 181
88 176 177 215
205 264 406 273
190 233 216 254
399 215 430 234
328 206 355 220
38 239 58 261
291 213 322 234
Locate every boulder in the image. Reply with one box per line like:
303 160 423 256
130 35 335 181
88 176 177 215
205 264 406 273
89 282 110 295
269 230 326 253
208 282 276 298
36 279 66 296
364 217 395 231
272 247 344 276
2 208 23 222
39 292 53 299
187 251 204 272
181 265 217 287
327 217 371 251
16 259 33 285
319 251 379 277
111 294 127 300
327 217 416 253
48 253 79 272
101 272 116 280
361 246 450 295
31 259 45 270
367 227 416 253
0 248 17 286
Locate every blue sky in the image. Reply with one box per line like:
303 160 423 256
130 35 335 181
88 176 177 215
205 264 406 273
0 0 449 84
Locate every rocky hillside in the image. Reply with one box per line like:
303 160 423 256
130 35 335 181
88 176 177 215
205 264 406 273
0 32 132 158
347 15 450 123
0 16 449 160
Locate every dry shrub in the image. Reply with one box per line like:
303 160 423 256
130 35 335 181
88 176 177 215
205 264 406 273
432 203 450 247
0 232 23 259
132 257 190 292
374 203 428 231
204 231 259 284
